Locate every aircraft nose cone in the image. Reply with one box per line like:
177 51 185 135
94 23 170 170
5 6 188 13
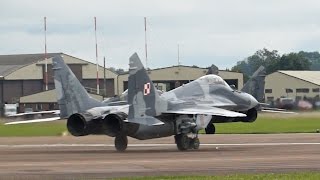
250 95 259 108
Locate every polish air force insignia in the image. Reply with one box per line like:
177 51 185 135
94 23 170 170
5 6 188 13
144 82 151 95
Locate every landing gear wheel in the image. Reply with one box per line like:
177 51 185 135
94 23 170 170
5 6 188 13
175 134 190 151
190 137 200 149
205 123 216 134
114 134 128 152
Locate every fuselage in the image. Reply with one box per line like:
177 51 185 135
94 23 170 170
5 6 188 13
162 74 259 112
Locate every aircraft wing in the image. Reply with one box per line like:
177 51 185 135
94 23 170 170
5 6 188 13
164 106 246 117
261 109 297 114
7 110 60 117
5 117 61 125
258 103 296 114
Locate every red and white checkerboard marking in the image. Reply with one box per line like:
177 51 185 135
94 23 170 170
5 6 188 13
144 82 151 95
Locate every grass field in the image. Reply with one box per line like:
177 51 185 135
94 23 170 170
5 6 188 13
0 112 319 136
214 112 320 134
0 120 66 137
114 172 320 180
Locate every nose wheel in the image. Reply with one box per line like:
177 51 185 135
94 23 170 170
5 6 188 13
205 123 215 134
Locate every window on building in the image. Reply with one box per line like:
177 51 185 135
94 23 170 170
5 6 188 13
267 97 274 101
285 88 293 93
296 88 309 93
312 88 320 93
265 89 272 93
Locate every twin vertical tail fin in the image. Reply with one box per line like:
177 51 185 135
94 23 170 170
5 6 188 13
127 53 166 126
241 65 266 102
52 55 103 118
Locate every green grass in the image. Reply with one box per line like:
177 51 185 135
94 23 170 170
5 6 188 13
0 120 67 137
0 112 320 136
114 172 320 180
213 112 320 134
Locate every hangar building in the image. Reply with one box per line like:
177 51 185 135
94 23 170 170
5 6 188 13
0 53 117 114
265 71 320 102
117 66 243 94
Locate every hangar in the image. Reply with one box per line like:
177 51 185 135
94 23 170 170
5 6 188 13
265 71 320 102
0 53 117 114
117 66 243 94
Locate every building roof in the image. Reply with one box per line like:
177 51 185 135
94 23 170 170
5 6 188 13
19 89 103 103
278 71 320 86
119 65 242 75
0 53 61 77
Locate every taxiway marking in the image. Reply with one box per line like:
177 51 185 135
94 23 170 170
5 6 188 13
0 142 319 148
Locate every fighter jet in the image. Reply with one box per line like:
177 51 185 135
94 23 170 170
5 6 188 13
6 54 261 152
121 53 260 151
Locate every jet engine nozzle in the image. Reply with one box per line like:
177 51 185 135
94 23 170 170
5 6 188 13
102 112 128 137
67 113 93 136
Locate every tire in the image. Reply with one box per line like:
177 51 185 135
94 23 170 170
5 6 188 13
190 137 200 149
175 134 190 151
205 123 216 134
114 134 128 152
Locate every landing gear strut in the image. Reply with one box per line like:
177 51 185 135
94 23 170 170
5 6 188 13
114 134 128 152
175 134 200 151
205 123 215 134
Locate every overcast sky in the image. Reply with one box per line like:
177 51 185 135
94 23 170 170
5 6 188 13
1 0 320 70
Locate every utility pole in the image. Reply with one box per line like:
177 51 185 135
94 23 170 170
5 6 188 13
177 44 180 65
103 57 107 97
94 17 100 94
44 17 48 91
144 17 148 69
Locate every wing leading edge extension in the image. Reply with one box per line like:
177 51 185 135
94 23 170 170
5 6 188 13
164 105 246 117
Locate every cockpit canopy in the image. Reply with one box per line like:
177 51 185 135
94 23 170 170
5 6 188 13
197 75 231 88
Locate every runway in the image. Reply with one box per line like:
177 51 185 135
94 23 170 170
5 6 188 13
0 134 319 179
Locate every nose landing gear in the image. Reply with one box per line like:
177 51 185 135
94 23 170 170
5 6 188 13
205 123 215 134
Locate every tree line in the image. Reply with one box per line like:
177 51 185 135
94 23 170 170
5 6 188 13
231 48 320 82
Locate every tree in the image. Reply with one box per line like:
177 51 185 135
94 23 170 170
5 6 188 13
298 51 320 70
231 48 280 81
278 53 311 70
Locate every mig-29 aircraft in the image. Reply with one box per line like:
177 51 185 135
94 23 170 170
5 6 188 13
6 53 262 152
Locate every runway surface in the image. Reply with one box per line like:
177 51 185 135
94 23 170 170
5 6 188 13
0 133 319 179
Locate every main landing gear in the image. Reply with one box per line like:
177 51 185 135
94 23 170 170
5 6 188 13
114 134 128 152
175 134 200 151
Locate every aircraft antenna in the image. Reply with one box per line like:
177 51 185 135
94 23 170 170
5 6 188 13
44 17 48 91
144 17 148 69
94 17 100 94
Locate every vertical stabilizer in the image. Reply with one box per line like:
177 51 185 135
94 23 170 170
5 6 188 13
127 53 166 126
241 66 266 102
52 55 103 118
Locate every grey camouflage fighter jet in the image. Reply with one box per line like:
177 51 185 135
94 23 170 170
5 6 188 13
6 54 262 152
121 53 261 151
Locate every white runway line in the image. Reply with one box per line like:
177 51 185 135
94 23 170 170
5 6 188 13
0 142 320 148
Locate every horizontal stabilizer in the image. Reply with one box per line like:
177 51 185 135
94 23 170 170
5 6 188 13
5 117 61 125
165 106 246 117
